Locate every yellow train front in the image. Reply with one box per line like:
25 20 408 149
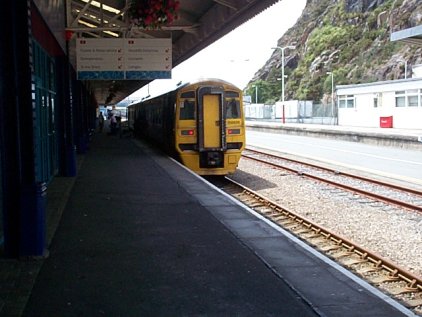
128 78 245 176
175 79 245 175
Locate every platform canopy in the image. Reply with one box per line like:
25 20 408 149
390 25 422 46
64 0 280 105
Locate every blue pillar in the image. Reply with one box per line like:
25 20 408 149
66 145 77 176
0 0 48 258
56 56 77 177
19 183 47 257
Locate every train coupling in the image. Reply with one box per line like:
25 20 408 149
200 151 224 168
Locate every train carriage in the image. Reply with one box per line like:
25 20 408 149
128 78 245 175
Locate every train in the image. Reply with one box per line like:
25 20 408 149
127 78 245 175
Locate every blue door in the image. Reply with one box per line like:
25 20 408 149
33 41 58 183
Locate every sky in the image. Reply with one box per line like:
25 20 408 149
128 0 306 102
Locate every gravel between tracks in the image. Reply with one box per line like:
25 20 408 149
230 158 422 278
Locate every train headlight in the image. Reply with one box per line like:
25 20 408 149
181 129 195 136
227 129 240 134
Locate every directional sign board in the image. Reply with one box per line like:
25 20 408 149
76 38 172 80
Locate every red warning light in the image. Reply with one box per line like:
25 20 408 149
228 129 240 134
181 130 194 136
65 30 73 41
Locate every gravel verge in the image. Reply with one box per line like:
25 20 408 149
230 158 422 278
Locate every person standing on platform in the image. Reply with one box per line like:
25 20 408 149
109 114 117 135
98 112 104 133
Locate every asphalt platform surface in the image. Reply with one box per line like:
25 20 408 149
1 129 416 316
22 133 318 316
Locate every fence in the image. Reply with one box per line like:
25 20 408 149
244 101 338 125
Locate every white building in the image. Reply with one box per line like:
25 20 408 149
336 78 422 129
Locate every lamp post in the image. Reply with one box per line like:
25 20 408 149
398 59 408 79
252 85 258 103
272 45 295 123
327 71 334 121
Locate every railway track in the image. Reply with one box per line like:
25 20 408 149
242 147 422 214
213 176 422 314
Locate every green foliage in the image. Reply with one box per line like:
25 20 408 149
307 25 350 56
255 0 414 103
331 67 350 85
358 38 374 50
391 0 404 9
296 76 324 101
375 41 399 61
245 79 281 104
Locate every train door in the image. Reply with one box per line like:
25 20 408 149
203 95 221 148
197 86 226 168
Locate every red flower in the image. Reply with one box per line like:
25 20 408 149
144 15 153 25
128 0 180 29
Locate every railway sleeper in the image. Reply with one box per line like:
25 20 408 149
245 201 262 207
272 215 288 221
307 236 328 244
356 265 382 274
319 244 342 252
246 202 263 208
284 221 300 228
372 274 401 284
257 207 274 213
277 220 296 226
389 285 421 295
294 228 314 235
342 257 368 266
405 297 422 308
259 210 273 217
330 251 354 259
302 232 323 239
286 225 303 232
232 192 245 197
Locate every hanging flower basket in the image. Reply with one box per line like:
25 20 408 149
128 0 180 29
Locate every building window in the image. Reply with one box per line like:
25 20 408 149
407 89 419 107
395 90 422 107
395 91 406 107
395 98 405 107
373 97 378 108
373 93 382 108
338 95 355 108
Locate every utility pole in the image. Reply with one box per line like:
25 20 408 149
272 45 295 123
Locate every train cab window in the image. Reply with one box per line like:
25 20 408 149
180 100 195 120
181 91 195 98
225 91 239 98
225 99 240 118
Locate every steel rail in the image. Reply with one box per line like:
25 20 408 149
224 177 422 295
242 149 422 213
244 147 422 197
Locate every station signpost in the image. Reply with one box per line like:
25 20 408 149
76 38 172 80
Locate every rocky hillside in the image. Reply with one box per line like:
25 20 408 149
247 0 422 104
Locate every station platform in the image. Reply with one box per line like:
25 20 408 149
246 121 422 150
1 132 417 316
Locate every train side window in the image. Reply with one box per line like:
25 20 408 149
226 99 240 118
180 100 195 120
